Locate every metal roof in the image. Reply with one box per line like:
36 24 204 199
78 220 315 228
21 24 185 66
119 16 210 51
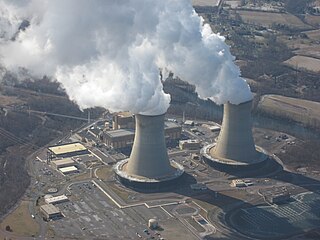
48 143 87 155
40 204 60 215
45 195 69 204
51 158 75 166
59 166 78 173
105 129 135 138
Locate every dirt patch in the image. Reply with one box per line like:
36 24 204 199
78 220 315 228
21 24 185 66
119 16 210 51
277 139 320 172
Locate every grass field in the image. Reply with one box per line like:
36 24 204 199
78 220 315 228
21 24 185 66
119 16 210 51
96 165 114 179
283 55 320 73
237 10 311 30
0 200 39 237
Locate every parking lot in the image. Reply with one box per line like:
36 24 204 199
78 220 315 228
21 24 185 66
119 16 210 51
49 181 193 239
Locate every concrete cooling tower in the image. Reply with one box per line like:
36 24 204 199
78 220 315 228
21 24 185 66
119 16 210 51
202 100 267 170
114 114 184 190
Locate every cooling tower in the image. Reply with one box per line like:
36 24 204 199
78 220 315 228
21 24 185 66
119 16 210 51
114 114 184 190
202 100 267 168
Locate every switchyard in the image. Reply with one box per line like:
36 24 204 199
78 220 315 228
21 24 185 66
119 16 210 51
228 191 320 239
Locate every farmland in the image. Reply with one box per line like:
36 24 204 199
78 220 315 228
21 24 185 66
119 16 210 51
283 55 320 73
237 10 311 30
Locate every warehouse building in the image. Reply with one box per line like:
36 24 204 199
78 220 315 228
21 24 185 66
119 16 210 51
112 111 135 130
47 142 89 160
40 204 62 220
59 166 78 175
45 195 69 205
51 158 76 170
179 139 201 150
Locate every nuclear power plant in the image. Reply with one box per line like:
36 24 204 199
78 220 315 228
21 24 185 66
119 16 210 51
114 113 184 190
202 100 268 170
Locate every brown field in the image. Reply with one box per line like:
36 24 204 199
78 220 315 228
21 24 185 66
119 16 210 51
258 94 320 129
293 46 320 59
283 55 320 73
279 35 320 59
0 94 23 107
304 15 320 28
192 0 221 7
0 200 39 237
237 10 311 30
303 29 320 41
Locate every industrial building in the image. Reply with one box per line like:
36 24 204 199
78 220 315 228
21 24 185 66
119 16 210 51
202 100 268 170
51 158 76 170
47 142 89 160
40 204 62 220
202 124 220 132
184 120 194 126
112 111 135 130
103 129 135 149
263 187 291 204
114 114 184 190
179 139 201 150
45 195 69 205
103 121 182 150
59 166 78 175
231 179 247 187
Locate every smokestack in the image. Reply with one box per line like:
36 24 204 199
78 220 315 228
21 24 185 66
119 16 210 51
203 100 267 167
114 113 183 189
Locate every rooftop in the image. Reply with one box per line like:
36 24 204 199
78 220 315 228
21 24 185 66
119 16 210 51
45 195 69 204
180 139 200 143
48 143 87 155
40 204 60 215
104 129 135 138
164 121 181 129
51 158 75 166
117 111 134 118
59 166 78 173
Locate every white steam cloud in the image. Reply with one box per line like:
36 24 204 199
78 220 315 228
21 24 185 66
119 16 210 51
0 0 252 115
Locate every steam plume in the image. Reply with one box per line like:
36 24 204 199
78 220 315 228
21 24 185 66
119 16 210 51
0 0 252 115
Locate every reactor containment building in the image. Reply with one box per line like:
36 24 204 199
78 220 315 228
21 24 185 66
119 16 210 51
114 113 184 190
202 100 268 170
